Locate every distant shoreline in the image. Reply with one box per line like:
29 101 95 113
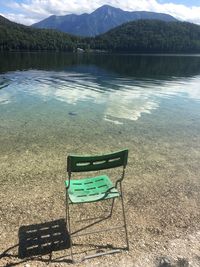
1 50 200 56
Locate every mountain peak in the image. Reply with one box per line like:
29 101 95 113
32 5 177 37
92 5 122 14
99 4 112 8
95 4 118 10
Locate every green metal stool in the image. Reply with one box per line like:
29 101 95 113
65 149 129 262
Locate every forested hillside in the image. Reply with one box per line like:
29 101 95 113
0 15 79 51
1 15 200 53
91 20 200 53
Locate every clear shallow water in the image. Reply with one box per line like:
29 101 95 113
0 52 200 155
0 69 200 123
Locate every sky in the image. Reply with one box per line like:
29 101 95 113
0 0 200 25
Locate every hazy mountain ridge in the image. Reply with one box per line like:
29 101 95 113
32 5 177 37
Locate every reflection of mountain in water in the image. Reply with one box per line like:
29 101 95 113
1 52 200 79
0 69 200 123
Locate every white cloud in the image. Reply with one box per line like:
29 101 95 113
1 12 37 25
1 0 200 25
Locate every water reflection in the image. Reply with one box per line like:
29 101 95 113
104 76 200 122
0 68 200 123
1 52 200 78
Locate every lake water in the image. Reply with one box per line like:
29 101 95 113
0 52 200 187
0 52 200 156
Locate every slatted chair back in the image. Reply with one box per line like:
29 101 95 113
67 149 128 173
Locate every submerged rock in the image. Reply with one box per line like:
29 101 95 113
68 112 77 116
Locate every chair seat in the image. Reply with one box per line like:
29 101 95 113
65 175 120 204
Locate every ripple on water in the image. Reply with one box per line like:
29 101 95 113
0 70 200 124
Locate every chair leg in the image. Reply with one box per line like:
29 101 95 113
119 183 129 251
66 191 74 263
108 198 115 218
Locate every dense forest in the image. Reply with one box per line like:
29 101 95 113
0 15 80 51
1 15 200 53
91 20 200 53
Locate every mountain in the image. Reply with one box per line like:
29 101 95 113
32 5 177 37
1 15 200 53
0 14 15 25
0 15 80 51
91 20 200 53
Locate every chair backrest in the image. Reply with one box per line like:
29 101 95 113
67 149 128 173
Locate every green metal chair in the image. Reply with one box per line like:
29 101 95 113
65 149 129 262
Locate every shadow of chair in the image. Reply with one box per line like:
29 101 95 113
0 219 71 266
18 219 70 259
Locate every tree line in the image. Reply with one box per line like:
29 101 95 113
0 15 79 51
91 20 200 53
1 16 200 53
